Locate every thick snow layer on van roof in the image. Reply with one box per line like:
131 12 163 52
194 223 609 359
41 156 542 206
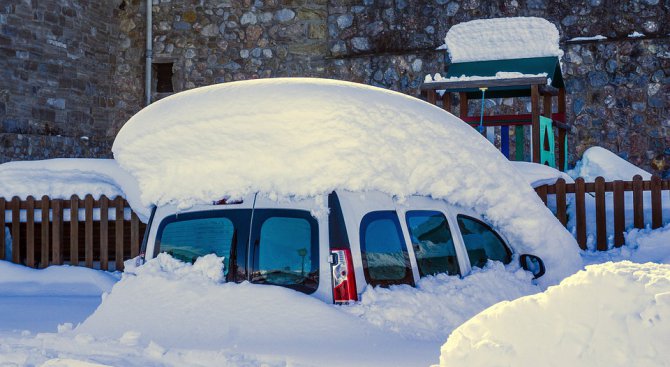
113 78 580 285
444 17 563 63
0 159 149 222
437 261 670 367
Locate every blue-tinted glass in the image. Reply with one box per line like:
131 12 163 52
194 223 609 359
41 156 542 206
457 215 511 268
159 217 234 274
255 216 316 287
406 211 459 276
361 211 411 285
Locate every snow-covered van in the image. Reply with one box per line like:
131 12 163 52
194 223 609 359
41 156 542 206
139 191 546 303
116 78 581 300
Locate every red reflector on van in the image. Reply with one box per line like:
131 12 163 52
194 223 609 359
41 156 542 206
331 248 357 303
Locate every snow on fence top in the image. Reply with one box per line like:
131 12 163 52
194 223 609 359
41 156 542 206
0 158 149 221
444 17 563 63
112 77 580 285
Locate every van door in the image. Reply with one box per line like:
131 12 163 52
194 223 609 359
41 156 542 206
336 191 417 291
250 195 332 302
394 196 470 279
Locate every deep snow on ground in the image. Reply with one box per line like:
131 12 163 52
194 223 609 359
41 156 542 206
113 78 579 286
0 226 668 366
0 255 544 366
0 261 117 333
581 223 670 266
437 261 670 367
443 17 563 63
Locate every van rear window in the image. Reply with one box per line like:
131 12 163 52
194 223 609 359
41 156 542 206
250 210 319 294
360 211 413 287
155 209 252 282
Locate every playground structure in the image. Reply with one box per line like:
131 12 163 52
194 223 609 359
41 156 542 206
421 56 569 171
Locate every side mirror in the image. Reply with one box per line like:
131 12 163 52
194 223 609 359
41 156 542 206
519 254 546 279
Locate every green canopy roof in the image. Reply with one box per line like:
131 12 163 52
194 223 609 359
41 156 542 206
443 56 564 99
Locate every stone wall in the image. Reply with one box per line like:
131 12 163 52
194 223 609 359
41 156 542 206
1 0 669 176
0 0 124 161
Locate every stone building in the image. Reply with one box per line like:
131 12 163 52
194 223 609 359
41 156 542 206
1 0 669 176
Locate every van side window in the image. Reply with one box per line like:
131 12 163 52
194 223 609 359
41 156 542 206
156 209 252 281
456 215 512 269
250 210 319 294
406 210 459 277
360 211 414 287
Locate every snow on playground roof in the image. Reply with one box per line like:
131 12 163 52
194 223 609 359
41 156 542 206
444 17 563 63
112 77 580 285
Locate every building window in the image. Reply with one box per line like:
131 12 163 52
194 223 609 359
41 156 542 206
153 62 174 93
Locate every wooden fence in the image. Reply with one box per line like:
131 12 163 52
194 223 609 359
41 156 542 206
0 195 146 271
535 175 670 251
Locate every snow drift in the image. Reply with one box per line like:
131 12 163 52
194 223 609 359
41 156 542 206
77 254 437 367
569 146 652 182
444 17 563 63
112 78 579 285
437 261 670 367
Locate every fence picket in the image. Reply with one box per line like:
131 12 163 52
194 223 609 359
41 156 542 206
100 195 109 271
52 199 63 265
11 197 20 264
70 195 79 266
632 175 644 229
41 196 50 268
574 178 586 249
555 178 567 226
0 198 5 261
613 180 625 248
594 177 607 251
26 196 35 268
536 185 548 205
115 197 124 271
131 212 140 258
651 175 662 229
85 195 94 268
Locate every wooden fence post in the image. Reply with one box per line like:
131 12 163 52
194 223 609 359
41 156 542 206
594 177 607 251
632 175 644 229
0 198 4 261
52 199 63 265
651 175 662 229
613 180 625 248
85 194 94 268
574 178 586 249
26 196 35 268
70 195 79 266
100 195 109 271
131 211 140 258
555 178 567 226
115 196 124 271
536 185 548 205
40 196 50 268
11 196 20 264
